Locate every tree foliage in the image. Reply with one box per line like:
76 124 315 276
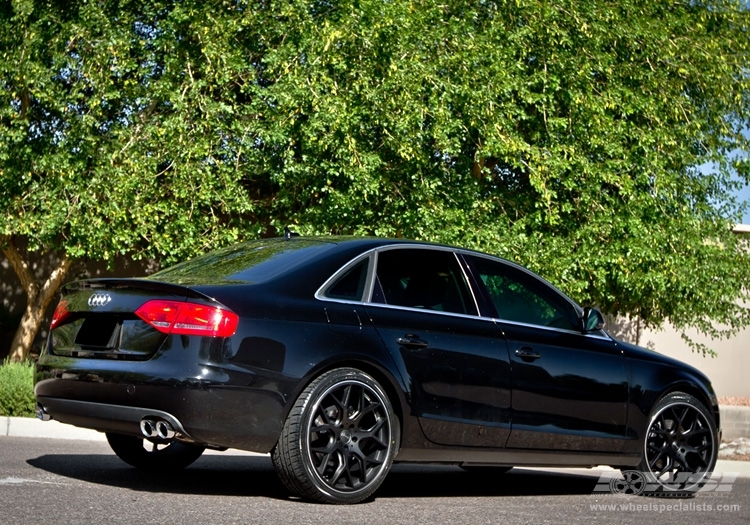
1 0 749 359
255 0 750 353
0 0 257 359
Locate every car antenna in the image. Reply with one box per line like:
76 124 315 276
284 226 300 240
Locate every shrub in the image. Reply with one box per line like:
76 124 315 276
0 359 36 417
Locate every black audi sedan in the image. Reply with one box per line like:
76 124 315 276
35 236 720 503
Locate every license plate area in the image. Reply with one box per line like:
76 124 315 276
50 314 164 360
75 315 119 348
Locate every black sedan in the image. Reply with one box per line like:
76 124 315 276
35 236 720 503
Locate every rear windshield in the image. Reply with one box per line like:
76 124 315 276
149 238 336 285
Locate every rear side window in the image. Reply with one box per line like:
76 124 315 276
323 258 370 301
372 249 477 315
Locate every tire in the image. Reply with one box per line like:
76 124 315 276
637 392 718 496
106 433 206 471
272 367 399 504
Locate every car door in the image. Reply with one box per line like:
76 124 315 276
364 247 513 448
463 254 628 453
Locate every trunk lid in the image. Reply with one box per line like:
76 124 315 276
48 279 216 360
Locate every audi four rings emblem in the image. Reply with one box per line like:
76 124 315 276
88 293 112 307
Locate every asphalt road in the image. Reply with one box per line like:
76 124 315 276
1 437 748 525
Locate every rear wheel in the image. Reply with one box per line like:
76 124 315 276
272 368 399 504
106 433 206 471
638 392 718 495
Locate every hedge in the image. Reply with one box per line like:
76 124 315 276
0 359 36 417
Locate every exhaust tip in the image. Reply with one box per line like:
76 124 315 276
35 404 51 422
155 420 175 440
140 418 158 438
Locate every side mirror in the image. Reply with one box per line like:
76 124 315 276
581 306 605 333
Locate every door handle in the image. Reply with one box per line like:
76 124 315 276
397 334 429 349
515 347 541 360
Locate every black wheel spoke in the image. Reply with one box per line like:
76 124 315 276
351 452 367 483
272 369 397 503
647 448 665 468
339 385 353 416
330 452 348 485
302 376 393 495
356 398 380 418
315 452 333 475
360 426 388 449
641 395 717 494
310 442 336 454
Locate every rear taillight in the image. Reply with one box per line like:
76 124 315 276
135 300 239 338
50 299 70 329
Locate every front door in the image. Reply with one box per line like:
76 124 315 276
463 254 628 453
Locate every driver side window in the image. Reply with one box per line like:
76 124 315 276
467 255 579 331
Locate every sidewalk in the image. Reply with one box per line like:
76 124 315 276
3 416 750 478
2 415 105 441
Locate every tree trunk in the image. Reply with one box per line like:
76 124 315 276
8 302 49 362
1 236 72 362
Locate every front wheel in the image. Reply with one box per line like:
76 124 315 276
272 368 399 504
106 433 206 471
638 392 718 495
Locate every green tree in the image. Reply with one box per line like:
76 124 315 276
2 0 749 360
254 0 750 354
0 0 259 360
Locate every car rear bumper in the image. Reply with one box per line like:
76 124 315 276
36 397 190 439
34 369 288 453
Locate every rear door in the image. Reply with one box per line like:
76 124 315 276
364 247 513 448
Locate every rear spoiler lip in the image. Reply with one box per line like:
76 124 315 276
61 278 213 302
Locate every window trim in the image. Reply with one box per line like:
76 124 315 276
315 244 612 340
315 244 481 318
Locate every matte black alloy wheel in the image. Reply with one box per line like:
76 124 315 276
639 392 718 495
272 368 398 504
106 433 206 471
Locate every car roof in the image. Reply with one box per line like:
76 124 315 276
147 236 440 286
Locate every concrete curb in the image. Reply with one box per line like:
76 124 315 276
1 416 105 441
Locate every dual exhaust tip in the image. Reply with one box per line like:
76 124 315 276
140 417 176 441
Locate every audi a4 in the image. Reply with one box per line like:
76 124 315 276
35 236 720 503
